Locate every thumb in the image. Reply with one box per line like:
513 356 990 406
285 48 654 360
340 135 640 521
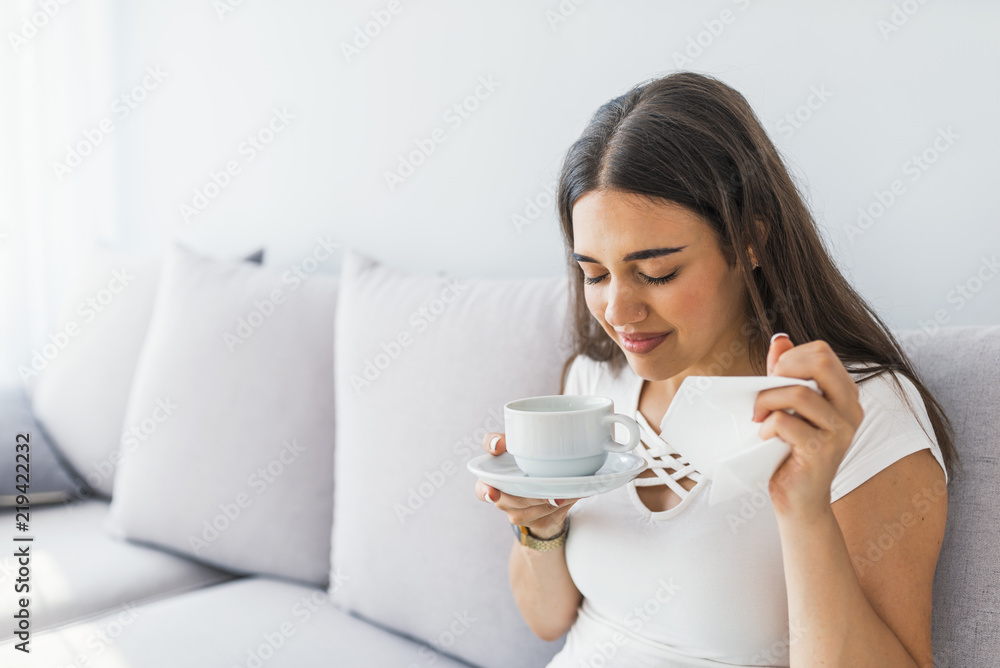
766 333 794 376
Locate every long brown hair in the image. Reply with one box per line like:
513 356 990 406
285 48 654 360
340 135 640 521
556 71 958 478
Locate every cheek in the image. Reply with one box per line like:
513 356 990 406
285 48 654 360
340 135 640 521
583 288 605 322
659 278 726 328
654 283 697 316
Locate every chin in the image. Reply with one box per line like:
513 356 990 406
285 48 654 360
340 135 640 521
621 349 672 379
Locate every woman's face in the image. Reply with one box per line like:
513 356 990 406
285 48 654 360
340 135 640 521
572 189 755 384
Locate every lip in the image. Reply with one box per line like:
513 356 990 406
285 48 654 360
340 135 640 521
618 330 672 354
618 330 671 341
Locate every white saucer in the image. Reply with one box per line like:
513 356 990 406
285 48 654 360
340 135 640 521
467 452 647 499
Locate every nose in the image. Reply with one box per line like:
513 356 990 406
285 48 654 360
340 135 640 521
604 277 645 327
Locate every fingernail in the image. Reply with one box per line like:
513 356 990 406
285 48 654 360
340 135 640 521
770 332 789 346
483 489 495 504
548 498 560 507
488 435 501 453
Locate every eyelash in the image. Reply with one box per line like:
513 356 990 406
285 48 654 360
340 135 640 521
583 270 679 286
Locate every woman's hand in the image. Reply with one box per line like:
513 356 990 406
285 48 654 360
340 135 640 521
752 333 865 521
474 432 581 538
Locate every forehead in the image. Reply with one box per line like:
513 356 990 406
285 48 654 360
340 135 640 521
571 190 706 250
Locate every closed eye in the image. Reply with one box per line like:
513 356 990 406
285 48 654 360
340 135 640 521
583 270 679 286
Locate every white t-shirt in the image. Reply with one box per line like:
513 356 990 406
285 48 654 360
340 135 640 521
546 354 947 668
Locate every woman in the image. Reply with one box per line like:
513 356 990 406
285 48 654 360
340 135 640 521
473 72 955 667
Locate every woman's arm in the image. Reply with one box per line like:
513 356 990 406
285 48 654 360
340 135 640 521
776 448 946 666
508 512 583 642
475 432 583 642
754 335 947 667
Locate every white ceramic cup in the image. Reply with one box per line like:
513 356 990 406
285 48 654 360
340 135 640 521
503 395 642 477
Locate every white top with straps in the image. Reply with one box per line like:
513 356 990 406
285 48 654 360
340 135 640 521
546 354 947 668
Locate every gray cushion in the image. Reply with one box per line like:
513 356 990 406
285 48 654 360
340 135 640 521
30 247 263 499
29 247 163 498
0 576 474 668
896 325 1000 666
108 244 338 587
330 249 569 668
0 499 236 642
0 385 85 505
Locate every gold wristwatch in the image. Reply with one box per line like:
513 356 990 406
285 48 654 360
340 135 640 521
511 519 569 551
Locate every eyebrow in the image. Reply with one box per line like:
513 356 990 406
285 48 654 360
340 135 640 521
571 246 687 264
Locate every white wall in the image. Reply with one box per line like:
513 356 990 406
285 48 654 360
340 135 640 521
3 0 998 366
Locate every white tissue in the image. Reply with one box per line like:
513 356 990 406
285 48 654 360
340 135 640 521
659 375 822 506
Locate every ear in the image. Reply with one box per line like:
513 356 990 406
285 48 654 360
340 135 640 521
753 217 769 243
746 217 769 266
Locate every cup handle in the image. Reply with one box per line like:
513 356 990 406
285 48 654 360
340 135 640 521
601 413 641 453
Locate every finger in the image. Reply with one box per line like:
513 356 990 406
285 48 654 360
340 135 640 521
768 341 859 421
508 499 581 529
474 479 547 510
766 332 794 376
474 479 576 526
752 384 837 432
757 409 831 460
474 480 499 505
483 432 507 455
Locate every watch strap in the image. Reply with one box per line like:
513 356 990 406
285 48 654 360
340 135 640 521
512 518 569 551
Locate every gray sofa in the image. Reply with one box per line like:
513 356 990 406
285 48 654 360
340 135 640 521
1 246 997 667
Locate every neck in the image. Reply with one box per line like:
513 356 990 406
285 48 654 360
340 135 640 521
642 327 758 407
